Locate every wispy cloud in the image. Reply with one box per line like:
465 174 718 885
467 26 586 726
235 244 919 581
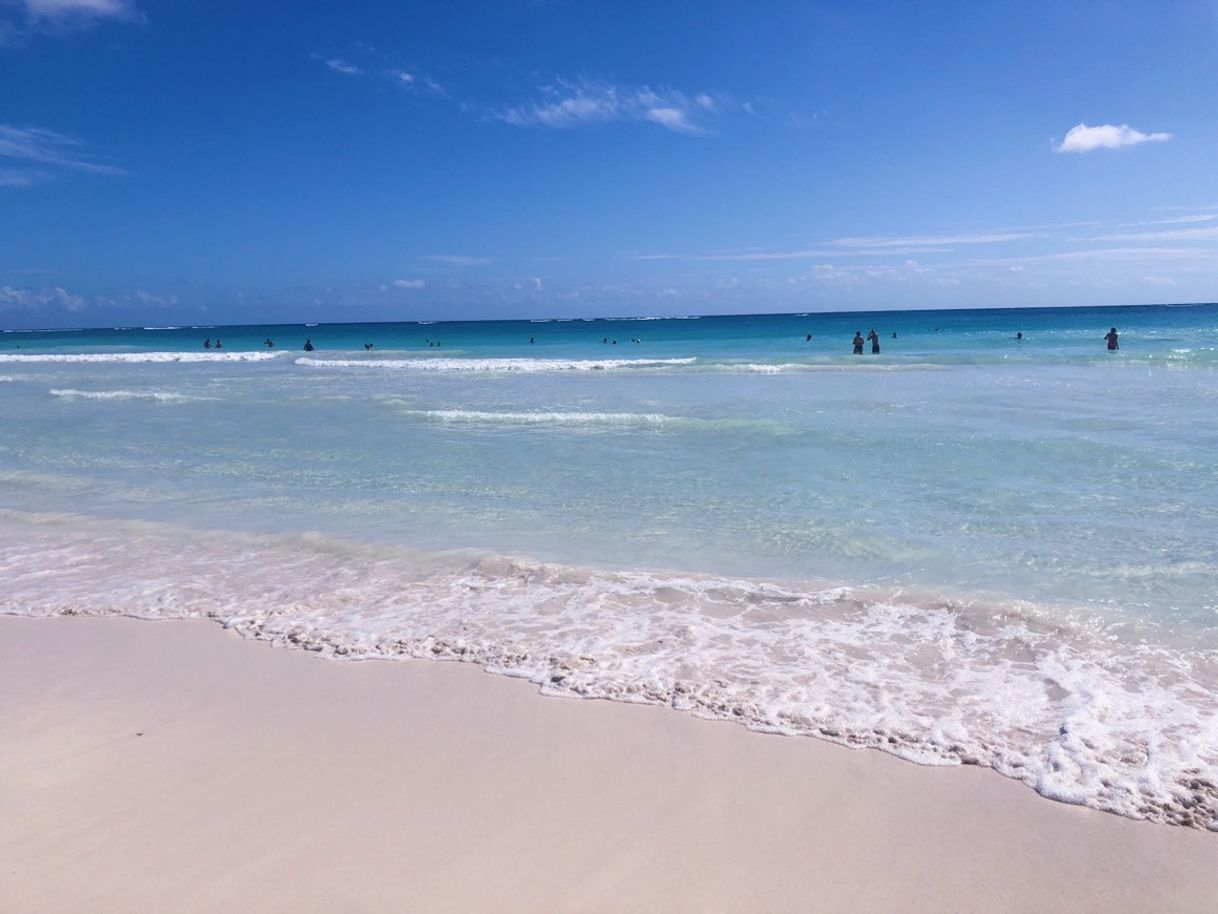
0 123 127 187
424 255 491 266
636 230 1036 262
0 167 52 187
977 247 1209 265
2 0 141 43
829 231 1036 249
496 79 719 134
392 278 426 289
1055 123 1172 153
22 0 141 22
318 56 362 76
1088 226 1218 243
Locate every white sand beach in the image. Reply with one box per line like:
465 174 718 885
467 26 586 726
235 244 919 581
2 615 1215 913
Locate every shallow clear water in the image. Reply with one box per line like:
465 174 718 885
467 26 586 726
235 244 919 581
3 304 1217 828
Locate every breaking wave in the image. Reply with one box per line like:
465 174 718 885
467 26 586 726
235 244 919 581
296 356 699 372
0 351 284 364
49 388 214 403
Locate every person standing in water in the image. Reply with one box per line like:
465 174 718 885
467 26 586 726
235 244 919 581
214 339 223 349
852 331 865 354
203 338 211 349
1105 327 1119 351
867 329 880 354
303 339 314 351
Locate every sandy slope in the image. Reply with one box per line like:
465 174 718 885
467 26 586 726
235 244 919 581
2 615 1215 913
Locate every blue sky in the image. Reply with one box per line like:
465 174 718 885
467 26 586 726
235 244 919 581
2 0 1217 328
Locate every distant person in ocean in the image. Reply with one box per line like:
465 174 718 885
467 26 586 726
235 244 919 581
530 337 535 345
303 339 314 351
805 333 812 341
1105 327 1119 351
215 339 223 349
364 342 374 350
852 331 865 354
203 338 211 349
1015 332 1023 341
867 329 880 354
264 338 275 348
891 332 897 339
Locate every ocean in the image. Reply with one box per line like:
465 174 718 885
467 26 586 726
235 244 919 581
2 303 1216 829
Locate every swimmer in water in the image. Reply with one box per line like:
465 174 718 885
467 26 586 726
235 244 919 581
1015 332 1023 341
852 331 865 355
203 339 211 349
214 339 223 349
303 339 314 351
1105 327 1119 351
867 329 880 354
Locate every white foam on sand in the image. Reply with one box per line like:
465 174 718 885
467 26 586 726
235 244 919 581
2 510 1215 831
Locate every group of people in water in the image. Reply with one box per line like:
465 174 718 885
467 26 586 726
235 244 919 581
200 325 1125 353
848 329 885 354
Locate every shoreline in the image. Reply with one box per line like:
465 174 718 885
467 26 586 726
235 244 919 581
3 615 1216 913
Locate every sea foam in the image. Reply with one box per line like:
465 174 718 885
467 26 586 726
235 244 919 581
0 351 283 364
49 388 213 403
296 356 698 372
2 511 1214 831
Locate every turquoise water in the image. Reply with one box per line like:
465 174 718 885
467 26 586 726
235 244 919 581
3 303 1217 828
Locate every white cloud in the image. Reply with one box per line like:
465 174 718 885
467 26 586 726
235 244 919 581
644 107 700 134
131 289 178 306
424 254 491 266
1055 123 1171 153
23 0 140 22
1142 275 1176 286
496 79 718 134
0 285 87 312
323 57 362 76
0 124 127 184
392 278 426 289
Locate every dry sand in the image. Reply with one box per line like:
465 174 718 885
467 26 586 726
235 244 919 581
1 615 1215 913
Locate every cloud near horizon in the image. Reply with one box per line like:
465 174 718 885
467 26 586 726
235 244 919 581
1055 123 1172 153
392 278 426 289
